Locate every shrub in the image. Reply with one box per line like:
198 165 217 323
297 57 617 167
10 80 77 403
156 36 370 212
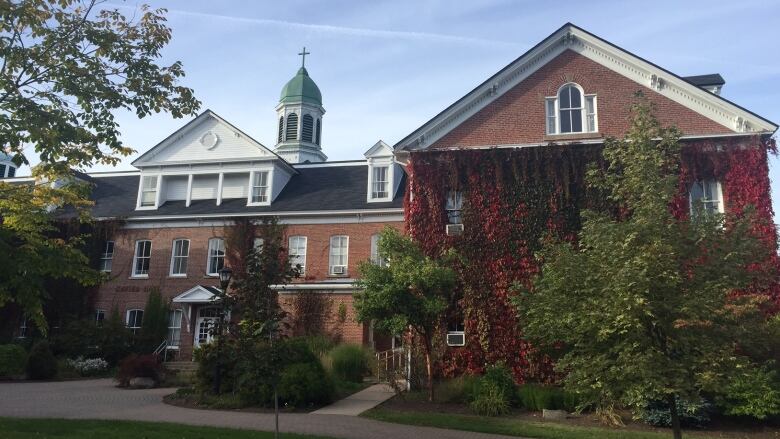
278 362 333 407
518 384 573 411
716 366 780 419
300 335 337 358
329 344 370 383
470 382 511 416
636 397 713 428
116 354 163 387
26 341 57 380
98 308 132 366
481 363 517 405
65 357 109 377
49 320 101 358
436 375 480 404
0 344 27 378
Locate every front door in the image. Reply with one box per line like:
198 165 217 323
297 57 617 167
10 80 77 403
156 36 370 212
193 307 221 349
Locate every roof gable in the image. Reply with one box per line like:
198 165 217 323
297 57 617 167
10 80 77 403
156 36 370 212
132 110 285 168
396 23 777 151
364 140 393 158
172 285 221 303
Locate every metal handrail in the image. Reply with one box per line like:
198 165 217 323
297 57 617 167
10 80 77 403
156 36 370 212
375 347 407 384
152 339 169 362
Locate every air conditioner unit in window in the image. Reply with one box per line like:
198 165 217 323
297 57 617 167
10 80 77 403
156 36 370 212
332 266 346 275
446 331 465 347
445 224 464 236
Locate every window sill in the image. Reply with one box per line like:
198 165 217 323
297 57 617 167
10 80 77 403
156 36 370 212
328 273 349 278
129 275 149 279
543 132 602 142
169 274 188 278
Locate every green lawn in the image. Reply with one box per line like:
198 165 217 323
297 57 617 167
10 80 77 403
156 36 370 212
363 408 708 439
0 418 336 439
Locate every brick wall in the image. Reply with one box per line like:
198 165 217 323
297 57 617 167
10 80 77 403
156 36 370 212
94 220 403 358
431 50 732 149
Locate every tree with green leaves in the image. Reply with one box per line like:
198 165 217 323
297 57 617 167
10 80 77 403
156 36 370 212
0 0 200 332
354 227 457 402
516 96 779 439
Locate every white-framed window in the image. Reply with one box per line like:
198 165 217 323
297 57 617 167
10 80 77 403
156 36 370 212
139 175 158 207
370 234 387 267
168 309 183 348
689 180 724 215
207 238 225 276
446 322 465 347
329 235 349 275
371 166 389 199
95 309 106 327
253 237 264 251
126 309 144 334
446 191 463 225
132 240 152 277
545 83 597 135
17 318 27 339
170 239 190 277
99 241 114 273
288 236 307 274
250 171 270 204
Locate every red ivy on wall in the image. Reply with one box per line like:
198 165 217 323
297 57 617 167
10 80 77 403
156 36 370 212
405 137 778 383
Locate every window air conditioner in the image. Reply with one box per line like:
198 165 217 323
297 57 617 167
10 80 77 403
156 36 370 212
332 266 346 275
446 331 465 347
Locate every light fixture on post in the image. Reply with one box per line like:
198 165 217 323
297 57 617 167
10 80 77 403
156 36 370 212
213 266 233 395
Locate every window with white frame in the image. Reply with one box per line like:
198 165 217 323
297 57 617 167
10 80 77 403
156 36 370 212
689 180 723 215
132 240 152 277
126 309 143 334
545 83 597 135
168 309 183 347
288 236 307 274
207 238 225 276
370 234 387 267
99 241 114 273
140 175 158 207
170 239 190 276
17 318 27 339
251 171 269 204
371 166 389 199
446 321 465 347
253 237 264 252
329 235 348 275
95 309 105 327
446 191 463 224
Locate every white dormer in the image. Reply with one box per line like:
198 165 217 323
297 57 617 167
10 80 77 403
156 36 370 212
364 140 401 203
132 110 296 210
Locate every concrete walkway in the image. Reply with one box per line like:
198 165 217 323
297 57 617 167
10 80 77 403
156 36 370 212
312 383 395 415
0 379 522 439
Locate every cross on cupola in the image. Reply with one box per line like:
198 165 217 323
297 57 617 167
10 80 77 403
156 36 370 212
298 46 310 68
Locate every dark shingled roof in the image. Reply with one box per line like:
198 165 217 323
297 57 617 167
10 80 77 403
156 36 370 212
682 73 725 87
88 163 405 219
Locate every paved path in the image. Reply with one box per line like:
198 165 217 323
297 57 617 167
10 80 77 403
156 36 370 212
312 383 395 416
0 379 521 439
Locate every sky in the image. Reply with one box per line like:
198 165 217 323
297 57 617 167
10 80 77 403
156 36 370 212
18 0 780 216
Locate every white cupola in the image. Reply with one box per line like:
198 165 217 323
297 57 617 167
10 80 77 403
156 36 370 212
273 47 327 164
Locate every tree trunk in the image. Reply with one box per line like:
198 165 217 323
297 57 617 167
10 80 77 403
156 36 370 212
423 337 434 402
668 394 682 439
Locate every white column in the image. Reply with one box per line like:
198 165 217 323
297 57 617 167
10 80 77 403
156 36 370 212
185 174 193 207
216 172 224 206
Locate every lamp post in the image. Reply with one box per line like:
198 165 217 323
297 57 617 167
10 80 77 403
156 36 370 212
213 267 233 395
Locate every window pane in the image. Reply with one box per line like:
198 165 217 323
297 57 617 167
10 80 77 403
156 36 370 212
208 238 225 275
372 166 388 198
546 99 556 134
569 87 581 108
570 109 582 132
560 86 571 108
289 236 306 273
252 171 269 203
561 111 572 133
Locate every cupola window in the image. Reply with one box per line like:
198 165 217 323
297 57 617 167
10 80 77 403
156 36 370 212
315 119 321 145
285 113 298 141
545 83 597 135
277 116 284 143
302 114 314 143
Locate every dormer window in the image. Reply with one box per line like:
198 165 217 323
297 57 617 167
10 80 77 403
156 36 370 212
546 83 597 135
248 171 270 205
689 180 723 215
139 175 158 207
371 166 389 199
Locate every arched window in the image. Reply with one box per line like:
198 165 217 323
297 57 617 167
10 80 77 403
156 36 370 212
302 114 314 142
559 84 582 133
545 83 597 135
277 116 284 143
285 113 298 141
315 119 321 145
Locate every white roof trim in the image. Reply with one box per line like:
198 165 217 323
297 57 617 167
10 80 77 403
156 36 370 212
364 140 393 158
172 285 221 303
273 282 357 293
396 23 777 152
118 208 404 222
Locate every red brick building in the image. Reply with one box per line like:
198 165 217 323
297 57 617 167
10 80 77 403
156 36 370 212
82 65 405 359
394 23 779 378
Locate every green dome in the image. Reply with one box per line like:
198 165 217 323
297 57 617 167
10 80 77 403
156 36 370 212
279 67 322 106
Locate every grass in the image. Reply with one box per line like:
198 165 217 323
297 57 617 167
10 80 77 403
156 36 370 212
362 408 707 439
0 418 337 439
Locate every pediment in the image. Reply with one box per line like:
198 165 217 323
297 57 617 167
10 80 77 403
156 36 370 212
172 285 221 303
395 23 777 151
133 110 281 168
364 140 393 158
